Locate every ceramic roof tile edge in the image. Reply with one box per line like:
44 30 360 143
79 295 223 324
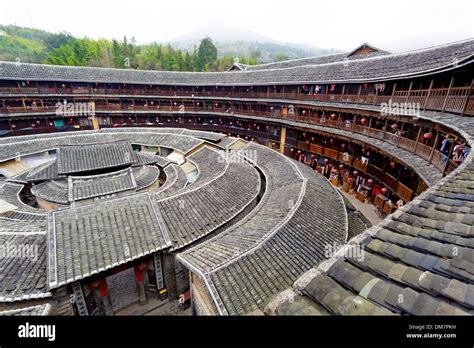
0 293 53 303
0 303 52 315
0 231 47 236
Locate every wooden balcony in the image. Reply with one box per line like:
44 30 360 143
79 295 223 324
1 83 472 115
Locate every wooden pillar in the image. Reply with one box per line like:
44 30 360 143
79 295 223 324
442 75 455 112
405 81 413 103
162 253 178 300
382 118 388 141
442 138 456 176
396 122 404 147
280 127 287 154
429 131 440 162
391 82 397 101
134 264 148 305
461 79 473 116
414 127 423 154
424 79 435 110
91 116 100 130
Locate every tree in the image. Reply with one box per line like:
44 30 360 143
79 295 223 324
197 37 217 71
274 53 289 62
250 50 262 61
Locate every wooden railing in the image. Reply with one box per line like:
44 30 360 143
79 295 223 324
395 181 414 202
0 98 464 177
1 85 472 115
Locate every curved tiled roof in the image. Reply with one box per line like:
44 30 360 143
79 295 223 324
184 146 227 191
0 39 472 85
0 183 47 215
178 145 348 314
32 180 69 204
132 165 160 190
0 39 472 316
266 112 474 316
0 130 204 162
156 157 261 251
0 128 348 312
243 44 389 72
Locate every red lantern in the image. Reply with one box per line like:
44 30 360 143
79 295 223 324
423 132 433 139
330 113 336 119
381 187 388 194
361 117 367 124
391 123 398 129
135 270 143 282
390 159 395 168
91 279 108 298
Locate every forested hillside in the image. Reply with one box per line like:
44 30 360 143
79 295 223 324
0 25 257 71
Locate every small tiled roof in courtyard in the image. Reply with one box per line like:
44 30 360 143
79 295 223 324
0 233 50 302
47 193 171 288
56 140 136 174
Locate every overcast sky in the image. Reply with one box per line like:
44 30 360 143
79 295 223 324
0 0 472 52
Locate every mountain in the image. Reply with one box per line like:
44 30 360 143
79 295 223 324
167 26 341 63
0 24 341 71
